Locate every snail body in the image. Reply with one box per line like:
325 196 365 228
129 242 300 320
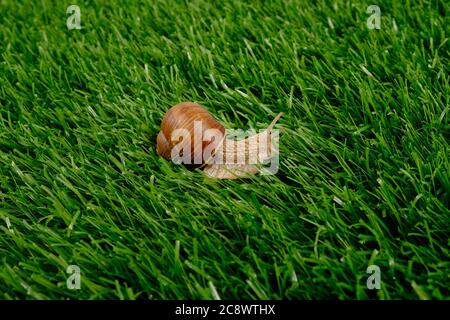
156 102 282 179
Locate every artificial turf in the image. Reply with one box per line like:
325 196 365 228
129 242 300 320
0 0 448 299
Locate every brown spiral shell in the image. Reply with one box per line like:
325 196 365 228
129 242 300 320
156 102 225 165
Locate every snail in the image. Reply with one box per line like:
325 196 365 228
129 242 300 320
156 102 283 179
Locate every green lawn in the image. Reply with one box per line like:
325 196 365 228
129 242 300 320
0 0 448 299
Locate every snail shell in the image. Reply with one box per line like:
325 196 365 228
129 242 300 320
156 102 225 165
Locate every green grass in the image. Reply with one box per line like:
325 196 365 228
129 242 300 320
0 0 448 300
